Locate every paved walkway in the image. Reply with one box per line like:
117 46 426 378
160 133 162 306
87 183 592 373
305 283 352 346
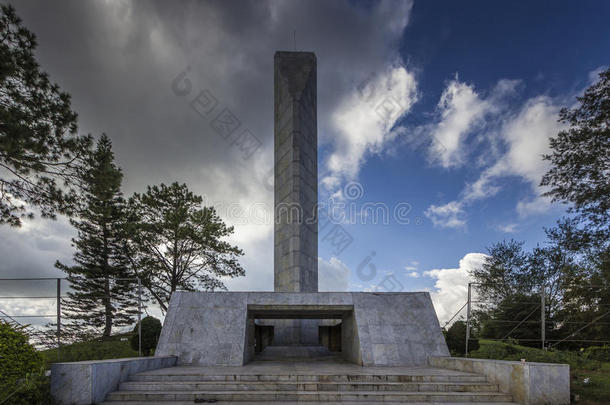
137 359 483 378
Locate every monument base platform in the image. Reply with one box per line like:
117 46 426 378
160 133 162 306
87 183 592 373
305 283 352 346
100 360 518 404
155 291 449 367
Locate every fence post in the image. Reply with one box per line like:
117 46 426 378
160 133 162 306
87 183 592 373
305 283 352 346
56 278 61 362
465 282 472 357
541 285 546 350
137 277 142 357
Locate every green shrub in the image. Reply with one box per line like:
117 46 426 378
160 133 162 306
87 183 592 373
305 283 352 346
444 320 479 356
0 321 47 403
130 316 162 356
41 333 138 365
583 346 610 362
470 339 598 370
6 369 55 405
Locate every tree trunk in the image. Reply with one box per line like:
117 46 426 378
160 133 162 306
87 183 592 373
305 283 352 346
102 222 112 338
103 275 112 337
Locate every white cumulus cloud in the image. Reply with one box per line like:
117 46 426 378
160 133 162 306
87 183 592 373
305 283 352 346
325 64 418 188
424 201 466 229
428 79 490 168
464 96 563 214
424 253 488 324
424 81 567 227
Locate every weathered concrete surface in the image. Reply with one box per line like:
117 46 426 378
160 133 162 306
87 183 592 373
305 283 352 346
429 356 569 405
274 51 318 294
155 291 449 367
272 51 319 346
354 292 449 366
101 361 517 404
154 292 250 366
50 355 176 405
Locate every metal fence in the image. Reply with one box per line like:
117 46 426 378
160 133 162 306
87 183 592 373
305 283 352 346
0 277 144 360
443 282 610 356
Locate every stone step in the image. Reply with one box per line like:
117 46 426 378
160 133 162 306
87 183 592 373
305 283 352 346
105 390 514 402
119 380 499 392
98 401 517 405
129 373 488 383
254 345 339 362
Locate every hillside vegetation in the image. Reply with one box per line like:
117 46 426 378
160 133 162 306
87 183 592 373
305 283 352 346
40 333 138 366
470 339 610 404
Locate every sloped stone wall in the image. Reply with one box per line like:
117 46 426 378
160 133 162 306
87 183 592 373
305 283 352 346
155 291 449 366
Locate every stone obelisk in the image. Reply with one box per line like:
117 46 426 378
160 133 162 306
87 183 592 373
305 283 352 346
274 51 318 293
273 51 318 344
153 50 451 371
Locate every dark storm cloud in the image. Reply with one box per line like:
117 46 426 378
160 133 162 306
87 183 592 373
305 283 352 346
1 0 413 294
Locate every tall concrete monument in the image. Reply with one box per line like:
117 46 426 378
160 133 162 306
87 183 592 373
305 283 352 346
272 52 319 345
53 50 570 405
274 51 318 293
155 51 450 367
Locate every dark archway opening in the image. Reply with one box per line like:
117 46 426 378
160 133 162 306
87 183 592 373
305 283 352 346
319 323 342 352
247 304 354 363
254 324 274 353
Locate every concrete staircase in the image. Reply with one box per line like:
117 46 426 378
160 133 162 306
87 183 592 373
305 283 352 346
101 363 516 404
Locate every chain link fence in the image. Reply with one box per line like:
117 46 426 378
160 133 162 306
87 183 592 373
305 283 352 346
0 277 145 361
443 282 610 356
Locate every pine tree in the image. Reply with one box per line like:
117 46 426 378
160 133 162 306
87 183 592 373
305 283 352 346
55 135 137 339
125 182 245 311
1 5 92 226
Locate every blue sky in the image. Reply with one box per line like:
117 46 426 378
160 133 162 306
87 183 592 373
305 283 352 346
1 0 608 323
315 0 609 318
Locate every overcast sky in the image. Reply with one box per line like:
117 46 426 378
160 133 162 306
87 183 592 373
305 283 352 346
1 0 609 325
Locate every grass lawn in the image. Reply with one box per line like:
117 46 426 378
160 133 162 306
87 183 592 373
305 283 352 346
571 362 610 405
469 339 610 404
40 333 138 367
